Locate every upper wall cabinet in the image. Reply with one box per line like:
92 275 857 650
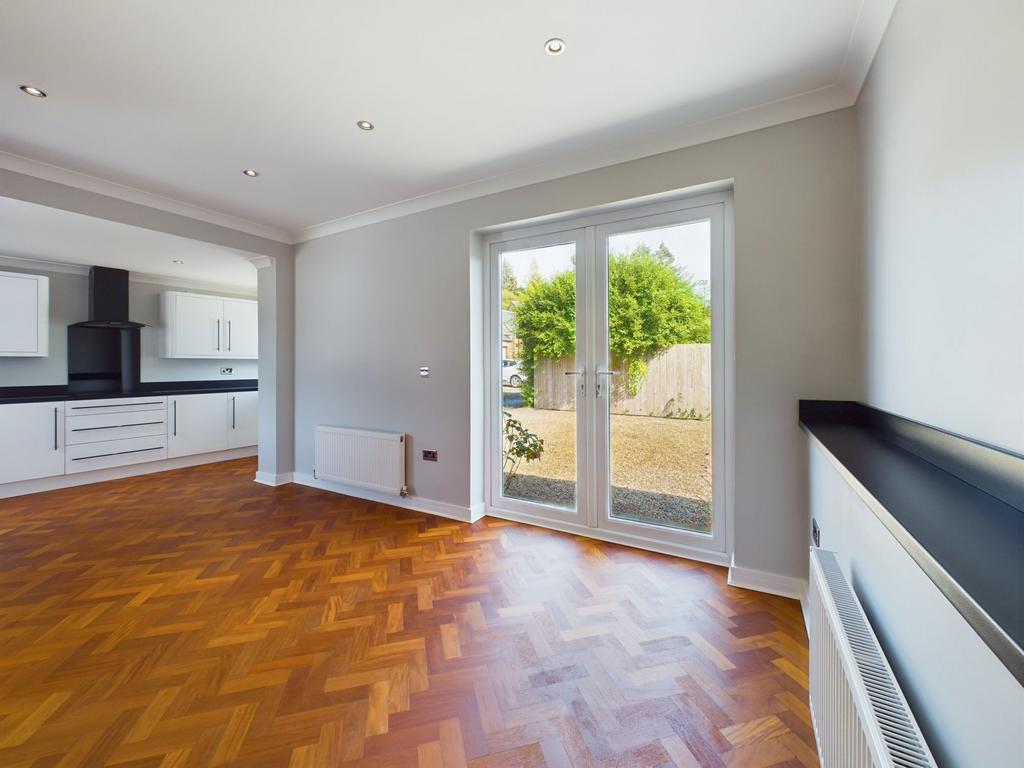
159 291 258 359
0 270 49 357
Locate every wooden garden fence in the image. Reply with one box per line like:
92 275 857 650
532 343 711 417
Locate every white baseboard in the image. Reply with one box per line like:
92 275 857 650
293 472 478 523
254 471 294 486
727 555 808 601
0 446 257 499
469 501 486 523
485 505 730 567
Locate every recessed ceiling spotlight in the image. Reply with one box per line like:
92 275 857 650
544 38 566 56
172 260 184 264
356 120 374 131
19 84 47 97
242 169 259 177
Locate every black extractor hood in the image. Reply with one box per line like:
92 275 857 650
70 266 147 329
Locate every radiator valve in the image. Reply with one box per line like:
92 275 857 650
400 485 409 498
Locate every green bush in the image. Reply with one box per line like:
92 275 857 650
510 245 709 404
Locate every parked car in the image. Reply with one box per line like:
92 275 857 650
502 359 523 387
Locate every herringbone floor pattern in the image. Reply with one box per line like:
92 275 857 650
0 458 817 767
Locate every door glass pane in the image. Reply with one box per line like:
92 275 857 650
499 242 577 509
605 221 712 533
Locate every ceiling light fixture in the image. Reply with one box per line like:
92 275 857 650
544 38 566 56
356 120 374 131
242 169 259 177
19 84 47 97
172 260 184 264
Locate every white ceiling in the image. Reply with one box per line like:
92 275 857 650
0 197 258 289
0 1 895 242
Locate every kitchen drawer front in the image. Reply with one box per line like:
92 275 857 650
65 396 167 416
65 410 168 445
65 435 167 474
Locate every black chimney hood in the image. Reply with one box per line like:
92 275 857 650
70 266 147 329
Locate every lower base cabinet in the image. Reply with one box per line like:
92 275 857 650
0 401 64 484
168 393 228 458
0 391 257 487
228 391 258 449
168 391 258 458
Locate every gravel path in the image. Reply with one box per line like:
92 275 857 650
504 407 712 532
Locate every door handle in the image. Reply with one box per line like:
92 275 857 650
172 400 177 436
216 319 221 351
54 407 58 450
564 369 586 398
227 320 232 351
232 396 236 428
595 369 621 397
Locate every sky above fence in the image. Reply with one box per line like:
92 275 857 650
503 220 711 284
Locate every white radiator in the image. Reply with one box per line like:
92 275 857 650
808 549 937 768
314 426 407 497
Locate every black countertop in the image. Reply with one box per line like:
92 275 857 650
0 380 258 405
800 401 1024 684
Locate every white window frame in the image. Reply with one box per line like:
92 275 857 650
483 189 734 566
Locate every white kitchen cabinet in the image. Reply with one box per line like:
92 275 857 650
0 270 49 357
227 391 258 448
167 393 229 457
160 291 257 359
223 299 259 358
0 401 64 484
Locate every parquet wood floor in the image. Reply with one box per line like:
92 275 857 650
0 458 818 767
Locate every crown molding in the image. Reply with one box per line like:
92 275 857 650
0 252 89 276
1 1 895 247
297 81 856 242
246 254 274 269
0 151 294 244
0 253 256 295
295 1 896 242
836 0 898 98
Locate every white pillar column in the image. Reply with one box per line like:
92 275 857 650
251 253 294 484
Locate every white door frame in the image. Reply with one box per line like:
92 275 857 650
594 203 727 554
483 190 734 566
486 228 589 527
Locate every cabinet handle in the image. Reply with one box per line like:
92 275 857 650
216 319 221 351
232 396 236 429
172 400 177 436
54 407 58 450
227 320 232 351
72 446 163 462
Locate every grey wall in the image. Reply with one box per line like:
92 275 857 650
133 280 258 382
294 107 863 581
0 261 258 385
809 443 1023 766
256 254 295 479
819 4 1024 762
858 0 1024 453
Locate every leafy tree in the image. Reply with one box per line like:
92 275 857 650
511 269 575 405
512 245 709 403
608 245 709 394
501 260 522 309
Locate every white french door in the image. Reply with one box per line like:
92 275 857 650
487 194 730 560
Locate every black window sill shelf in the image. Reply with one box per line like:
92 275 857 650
800 400 1024 685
